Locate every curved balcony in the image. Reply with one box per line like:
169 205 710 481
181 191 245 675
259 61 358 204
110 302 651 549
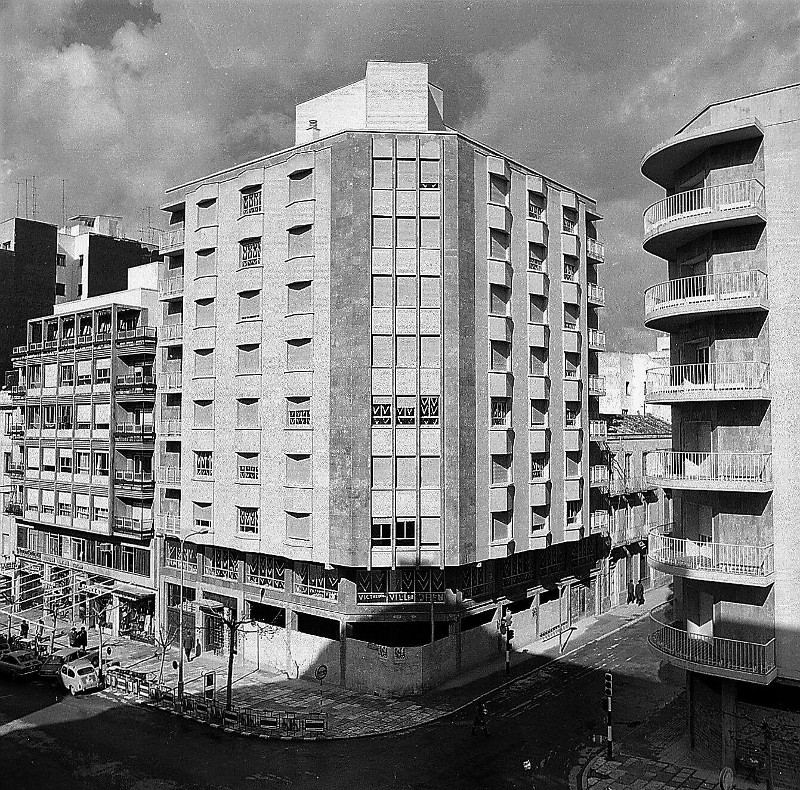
586 238 604 263
159 224 185 255
587 282 605 307
589 465 608 488
648 618 776 684
643 179 766 259
588 328 605 351
643 270 768 330
588 375 606 397
648 528 773 586
161 323 183 343
159 275 184 300
645 361 769 403
644 450 772 492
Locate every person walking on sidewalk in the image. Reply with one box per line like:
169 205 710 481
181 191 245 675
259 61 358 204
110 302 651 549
626 579 635 605
635 580 645 607
471 702 490 737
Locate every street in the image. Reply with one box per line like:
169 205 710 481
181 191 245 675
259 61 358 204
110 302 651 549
0 615 683 790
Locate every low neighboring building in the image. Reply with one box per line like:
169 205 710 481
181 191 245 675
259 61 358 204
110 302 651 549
598 413 672 611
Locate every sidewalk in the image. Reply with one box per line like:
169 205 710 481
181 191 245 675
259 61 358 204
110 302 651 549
578 694 765 790
100 585 674 739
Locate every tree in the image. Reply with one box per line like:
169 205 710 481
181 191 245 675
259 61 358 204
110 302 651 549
152 624 178 685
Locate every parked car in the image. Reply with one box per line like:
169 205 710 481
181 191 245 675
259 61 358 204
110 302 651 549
39 646 90 682
0 634 10 654
0 650 41 680
60 657 101 696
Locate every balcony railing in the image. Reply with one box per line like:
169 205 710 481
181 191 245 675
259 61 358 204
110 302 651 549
586 238 605 262
589 420 607 441
113 516 154 538
113 424 155 442
611 519 651 546
646 362 769 401
159 276 184 298
587 282 605 306
158 372 182 390
588 375 606 396
8 462 24 477
161 323 183 342
644 269 768 322
588 328 606 351
12 345 27 357
117 327 157 345
156 466 181 484
115 374 156 394
159 514 180 537
159 224 185 254
609 474 655 497
11 386 26 399
589 511 608 533
644 179 765 236
645 451 772 489
158 419 182 436
114 470 155 487
649 529 774 580
589 465 608 487
649 619 776 681
4 501 22 516
9 423 24 438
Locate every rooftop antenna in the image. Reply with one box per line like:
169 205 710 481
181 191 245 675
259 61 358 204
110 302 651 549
61 180 67 227
15 182 20 216
24 179 28 219
31 175 37 219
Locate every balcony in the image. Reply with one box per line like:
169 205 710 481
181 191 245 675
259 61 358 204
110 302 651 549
611 519 651 546
648 619 776 684
159 275 184 300
158 514 180 537
113 516 154 539
114 470 155 495
645 450 772 492
590 511 608 534
158 419 182 436
589 420 607 442
588 328 606 351
12 345 27 358
588 375 606 397
587 282 605 306
8 423 24 438
115 374 156 395
158 372 182 391
648 528 773 586
4 501 22 516
117 327 157 348
113 424 155 443
159 224 185 254
8 462 24 478
586 238 605 263
609 474 656 497
643 270 768 331
646 362 769 403
643 179 766 259
156 466 181 484
161 323 183 343
589 465 608 488
11 386 26 400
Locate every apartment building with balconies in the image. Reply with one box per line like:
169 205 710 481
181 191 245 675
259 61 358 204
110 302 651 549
10 264 159 641
641 84 800 781
156 62 607 694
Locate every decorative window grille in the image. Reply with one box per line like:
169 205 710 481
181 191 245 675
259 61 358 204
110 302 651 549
240 188 262 216
205 547 238 580
245 554 285 589
294 561 339 601
240 238 261 268
237 507 259 534
420 396 439 426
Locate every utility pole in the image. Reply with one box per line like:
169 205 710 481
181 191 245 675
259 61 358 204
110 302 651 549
604 672 614 760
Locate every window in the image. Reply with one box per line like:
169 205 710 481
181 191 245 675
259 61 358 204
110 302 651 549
286 338 312 371
195 451 213 478
58 451 73 474
529 348 547 376
197 198 217 227
288 224 313 257
371 335 392 367
237 344 260 375
396 276 416 307
395 519 415 546
490 340 511 371
75 452 90 474
420 456 440 488
420 336 441 368
491 455 512 484
240 238 261 268
43 405 56 428
491 397 510 427
287 397 311 426
528 244 544 271
371 396 391 426
75 504 89 520
420 218 441 249
72 538 87 562
236 398 260 428
490 229 510 260
396 159 416 190
47 533 62 556
121 546 135 574
238 290 261 320
95 361 110 384
566 501 581 526
237 453 259 481
58 499 71 518
60 364 74 386
56 254 66 267
287 281 312 314
420 159 440 189
286 511 311 541
285 454 311 486
492 512 511 542
194 349 214 377
196 248 216 277
371 518 391 546
528 191 545 220
395 456 416 488
420 395 439 426
563 261 577 281
195 298 216 327
288 169 313 202
489 284 510 316
372 217 392 248
489 174 510 205
94 403 110 430
396 396 416 425
240 186 262 215
193 502 212 532
396 335 417 367
372 455 392 488
565 407 580 427
625 381 631 396
237 507 259 534
372 159 393 189
57 404 73 429
531 455 547 479
371 275 392 308
563 209 577 234
93 452 109 477
55 282 66 297
194 400 214 428
420 276 440 308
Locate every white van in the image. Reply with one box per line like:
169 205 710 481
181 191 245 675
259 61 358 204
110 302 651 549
60 657 100 695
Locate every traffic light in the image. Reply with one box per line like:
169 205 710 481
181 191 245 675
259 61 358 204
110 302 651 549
506 628 515 649
604 672 613 697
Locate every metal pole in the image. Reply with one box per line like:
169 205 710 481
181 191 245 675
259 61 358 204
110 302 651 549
505 630 511 677
607 696 613 760
177 534 185 701
98 617 104 684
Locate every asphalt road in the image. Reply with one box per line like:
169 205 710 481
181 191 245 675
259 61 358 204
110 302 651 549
0 615 683 790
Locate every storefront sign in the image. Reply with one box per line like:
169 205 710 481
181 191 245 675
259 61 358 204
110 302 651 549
393 647 406 663
377 645 388 662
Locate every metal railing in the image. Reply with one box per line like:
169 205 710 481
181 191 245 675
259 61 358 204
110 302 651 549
649 529 773 578
114 470 155 486
160 224 185 253
609 475 654 496
644 179 765 235
589 375 606 396
9 423 24 437
159 276 184 297
645 451 772 486
113 516 154 538
590 511 608 532
589 465 609 487
158 419 182 436
116 374 156 393
159 514 181 537
644 269 767 317
156 466 181 484
113 423 156 441
158 372 183 390
649 619 775 677
646 362 769 398
12 345 27 356
588 328 606 350
117 327 156 344
586 238 605 262
8 462 24 476
587 282 605 305
161 323 183 342
589 420 607 441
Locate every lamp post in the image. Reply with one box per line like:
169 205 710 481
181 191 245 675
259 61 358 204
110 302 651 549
177 528 208 702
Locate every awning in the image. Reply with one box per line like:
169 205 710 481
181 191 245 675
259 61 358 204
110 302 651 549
113 583 155 601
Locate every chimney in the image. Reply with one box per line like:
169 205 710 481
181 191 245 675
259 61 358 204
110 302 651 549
307 119 320 141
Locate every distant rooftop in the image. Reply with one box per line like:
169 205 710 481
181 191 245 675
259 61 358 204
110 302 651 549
604 414 671 437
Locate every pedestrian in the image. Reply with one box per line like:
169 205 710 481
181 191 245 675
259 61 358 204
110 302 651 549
68 626 78 648
626 579 635 605
19 620 29 640
471 702 490 737
78 626 88 654
183 632 194 662
35 618 44 642
635 580 645 607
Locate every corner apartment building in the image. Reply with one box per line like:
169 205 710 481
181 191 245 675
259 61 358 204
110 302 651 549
157 62 608 694
10 264 159 641
0 390 19 603
642 84 800 782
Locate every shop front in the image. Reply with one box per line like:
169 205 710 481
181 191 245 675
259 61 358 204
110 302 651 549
115 585 155 643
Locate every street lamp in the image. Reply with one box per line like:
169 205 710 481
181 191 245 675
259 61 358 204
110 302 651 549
177 528 208 701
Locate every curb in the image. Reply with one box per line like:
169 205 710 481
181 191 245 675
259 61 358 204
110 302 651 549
103 598 671 741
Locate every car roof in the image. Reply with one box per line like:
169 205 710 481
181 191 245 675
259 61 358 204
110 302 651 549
63 658 96 670
4 650 37 661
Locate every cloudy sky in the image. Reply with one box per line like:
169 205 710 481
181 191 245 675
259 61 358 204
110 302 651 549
2 0 799 351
